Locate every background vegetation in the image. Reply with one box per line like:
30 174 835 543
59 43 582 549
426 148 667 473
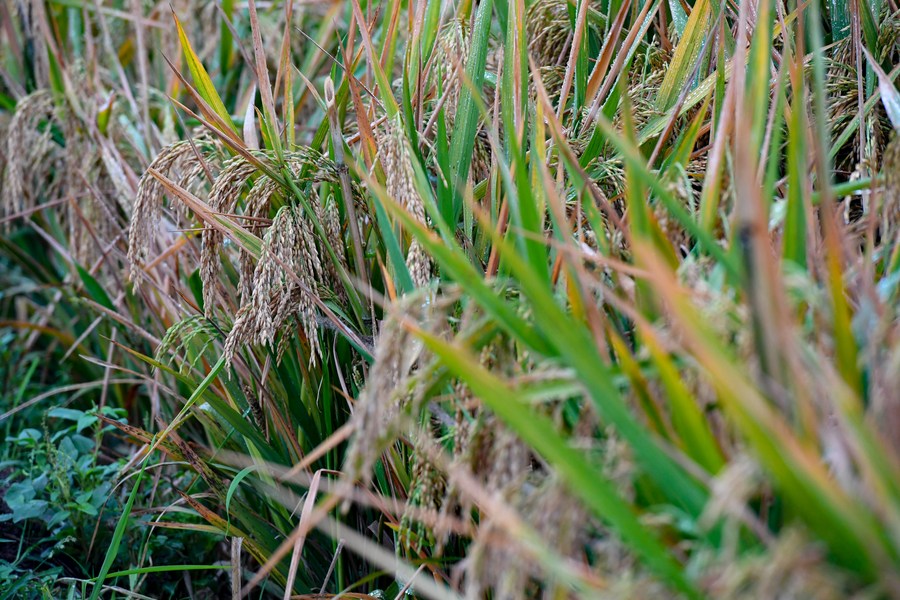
1 0 899 597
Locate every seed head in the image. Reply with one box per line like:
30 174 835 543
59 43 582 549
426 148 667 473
526 0 574 68
2 91 56 222
343 291 436 485
201 157 258 315
128 137 222 287
224 203 323 368
379 116 433 287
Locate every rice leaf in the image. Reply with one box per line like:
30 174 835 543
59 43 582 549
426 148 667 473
172 10 237 134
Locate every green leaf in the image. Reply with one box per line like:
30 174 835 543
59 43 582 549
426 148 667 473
89 449 149 599
667 0 689 36
448 0 494 223
657 0 713 110
173 10 237 134
784 65 807 268
75 264 114 311
829 0 850 41
863 47 900 131
47 407 84 421
225 465 258 536
188 269 205 313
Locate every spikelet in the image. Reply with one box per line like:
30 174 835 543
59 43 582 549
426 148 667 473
464 474 594 600
880 133 900 241
434 338 531 550
380 117 426 222
527 475 590 559
432 383 478 552
461 422 622 599
825 12 899 172
323 195 346 266
379 115 433 287
625 67 667 131
279 205 324 361
238 174 280 305
128 143 186 279
868 134 900 448
698 455 761 556
528 64 567 108
0 114 8 156
2 90 127 276
426 21 494 182
60 117 118 268
242 383 267 437
250 210 290 346
400 439 446 553
702 528 851 599
223 305 253 367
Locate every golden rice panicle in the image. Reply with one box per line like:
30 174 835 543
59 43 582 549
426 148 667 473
239 174 281 306
406 239 433 290
867 134 900 448
434 339 532 551
2 88 122 274
703 529 851 599
880 133 900 242
2 91 56 222
323 195 346 268
464 476 591 600
315 191 349 302
128 138 214 287
379 115 433 287
431 19 470 128
343 291 435 485
400 442 446 553
222 152 364 370
201 157 258 316
826 14 899 174
455 400 609 597
380 116 425 222
173 134 225 223
342 313 411 484
224 203 323 368
525 0 574 68
249 208 292 348
482 419 532 496
223 306 253 367
61 118 120 269
274 204 324 365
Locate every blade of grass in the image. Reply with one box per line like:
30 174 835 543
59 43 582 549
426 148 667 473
656 0 713 110
448 0 493 223
172 9 237 134
89 443 150 600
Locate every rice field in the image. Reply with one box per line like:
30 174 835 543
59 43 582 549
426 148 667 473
1 0 900 597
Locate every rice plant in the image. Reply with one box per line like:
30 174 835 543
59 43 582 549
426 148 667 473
2 0 900 597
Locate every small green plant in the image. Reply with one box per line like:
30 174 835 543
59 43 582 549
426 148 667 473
0 407 122 598
2 407 124 532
